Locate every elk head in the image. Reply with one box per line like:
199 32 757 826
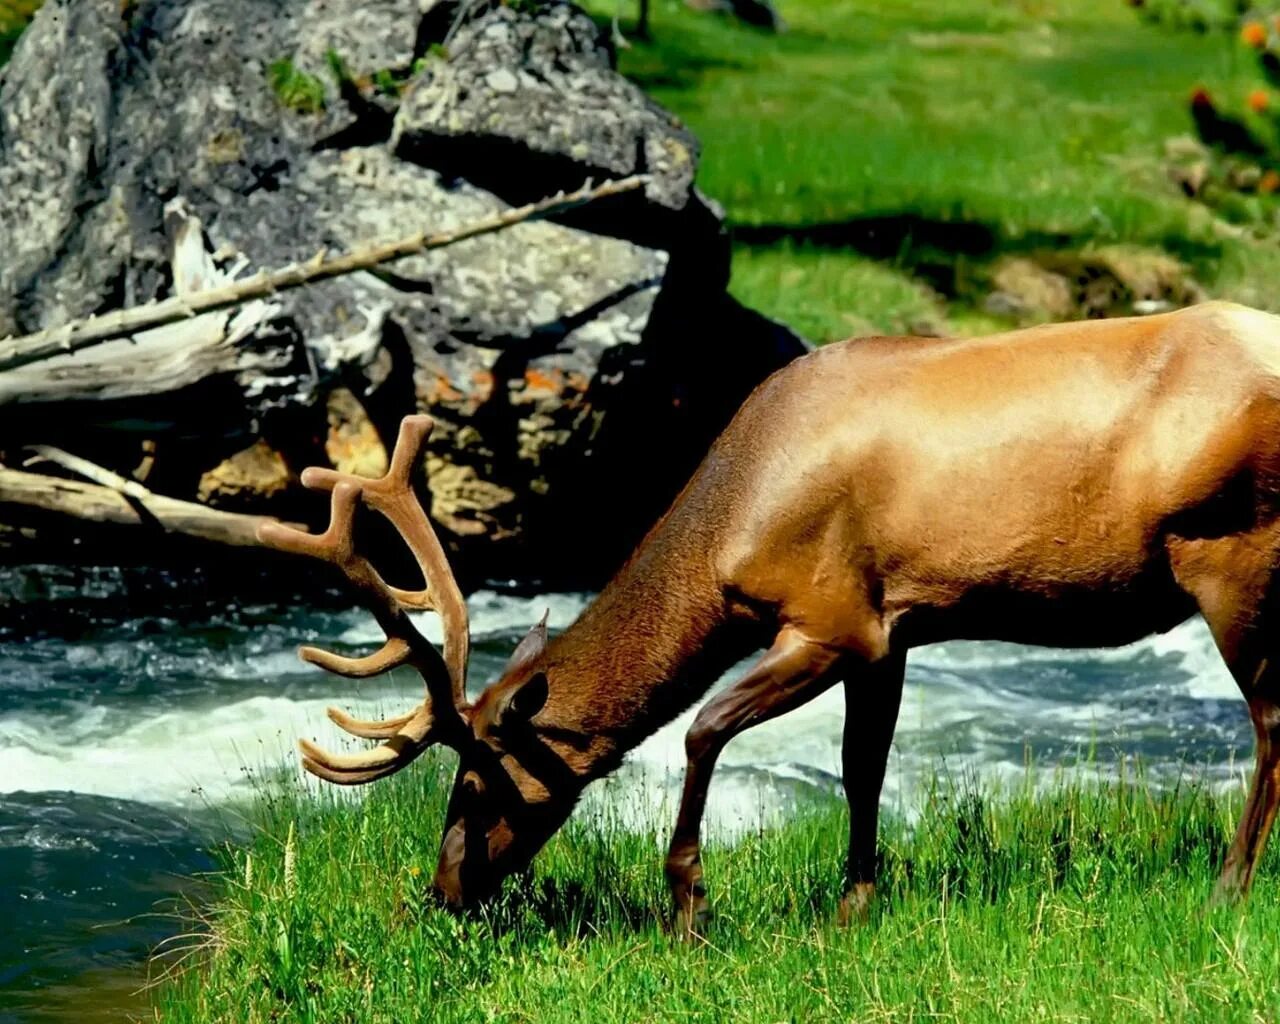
258 415 579 908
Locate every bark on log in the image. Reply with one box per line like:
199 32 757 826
0 466 303 548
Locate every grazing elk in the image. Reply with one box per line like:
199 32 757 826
261 300 1280 936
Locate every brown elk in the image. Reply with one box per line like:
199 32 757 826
261 300 1280 936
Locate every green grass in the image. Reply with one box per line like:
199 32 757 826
268 58 328 114
585 0 1280 339
0 0 40 66
152 758 1280 1023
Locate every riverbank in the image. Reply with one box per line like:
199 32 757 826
152 762 1280 1023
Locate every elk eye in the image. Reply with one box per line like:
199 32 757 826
462 770 485 797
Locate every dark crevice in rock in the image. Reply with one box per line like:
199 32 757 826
413 0 465 55
396 131 617 206
242 158 291 195
396 129 728 280
314 113 395 151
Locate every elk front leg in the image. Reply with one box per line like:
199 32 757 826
838 649 906 925
665 627 845 939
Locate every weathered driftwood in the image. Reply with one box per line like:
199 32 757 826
0 175 649 374
0 196 309 428
0 465 303 548
0 299 300 410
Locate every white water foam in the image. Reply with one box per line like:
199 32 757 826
0 599 1250 831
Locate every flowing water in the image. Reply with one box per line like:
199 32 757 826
0 575 1255 1022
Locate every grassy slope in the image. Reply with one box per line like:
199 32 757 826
154 761 1280 1023
587 0 1280 341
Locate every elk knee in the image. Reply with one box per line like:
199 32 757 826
684 706 731 764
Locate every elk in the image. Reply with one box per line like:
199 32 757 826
261 300 1280 936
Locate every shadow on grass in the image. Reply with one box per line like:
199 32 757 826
733 213 1227 307
584 10 761 94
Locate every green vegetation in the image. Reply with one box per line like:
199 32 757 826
268 58 327 114
153 758 1280 1023
582 0 1280 339
0 0 41 66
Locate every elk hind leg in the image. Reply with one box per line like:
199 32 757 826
1171 536 1280 900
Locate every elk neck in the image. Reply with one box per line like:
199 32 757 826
528 504 760 781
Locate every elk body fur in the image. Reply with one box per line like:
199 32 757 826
267 300 1280 935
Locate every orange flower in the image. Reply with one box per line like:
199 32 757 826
1259 170 1280 195
1249 88 1270 112
1242 21 1268 48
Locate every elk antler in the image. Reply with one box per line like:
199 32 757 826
258 415 471 785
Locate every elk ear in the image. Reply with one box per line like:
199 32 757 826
504 609 549 676
496 672 549 730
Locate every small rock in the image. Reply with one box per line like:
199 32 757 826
324 388 389 478
198 440 292 509
989 257 1074 319
485 68 518 93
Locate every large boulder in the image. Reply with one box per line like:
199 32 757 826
0 0 806 589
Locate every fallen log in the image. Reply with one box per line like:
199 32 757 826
0 299 304 411
0 464 304 548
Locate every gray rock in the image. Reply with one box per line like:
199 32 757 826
0 0 806 589
393 2 698 210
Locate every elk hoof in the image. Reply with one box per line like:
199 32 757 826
837 882 876 927
1208 875 1246 908
670 880 710 942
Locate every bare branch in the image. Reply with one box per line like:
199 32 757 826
24 445 155 500
0 175 651 374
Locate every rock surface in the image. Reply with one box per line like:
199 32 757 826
0 0 806 589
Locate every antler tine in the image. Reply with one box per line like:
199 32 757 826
387 415 434 488
326 705 417 739
296 416 431 493
299 705 439 785
257 479 359 564
299 636 411 678
318 414 470 706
